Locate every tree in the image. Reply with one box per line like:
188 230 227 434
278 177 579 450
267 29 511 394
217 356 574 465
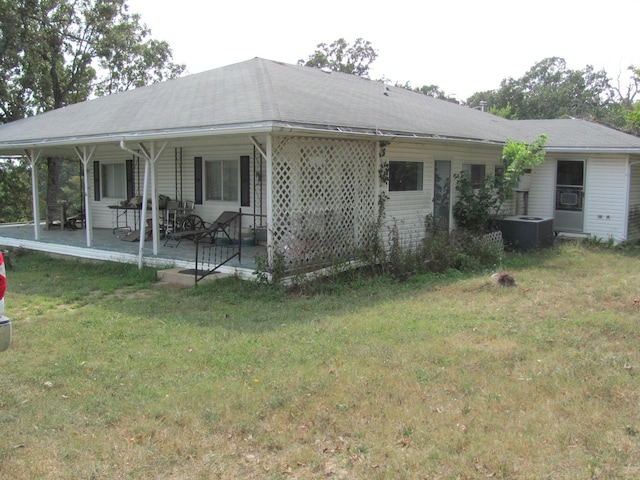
394 81 459 102
0 158 32 222
467 57 613 123
298 38 377 77
625 101 640 135
0 0 185 223
0 0 185 122
614 66 640 134
453 135 547 233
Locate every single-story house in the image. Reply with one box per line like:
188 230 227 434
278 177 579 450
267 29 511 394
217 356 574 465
0 58 639 277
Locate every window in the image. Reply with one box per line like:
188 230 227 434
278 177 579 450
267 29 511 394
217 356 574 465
389 161 423 191
557 160 584 186
205 160 238 201
101 163 126 198
462 164 486 189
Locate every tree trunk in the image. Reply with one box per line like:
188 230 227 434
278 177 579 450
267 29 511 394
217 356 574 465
46 157 60 205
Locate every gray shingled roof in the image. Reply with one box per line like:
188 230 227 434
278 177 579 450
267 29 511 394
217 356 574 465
504 119 640 151
0 57 639 152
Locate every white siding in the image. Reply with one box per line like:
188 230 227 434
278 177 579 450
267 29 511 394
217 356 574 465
383 141 503 247
88 137 266 236
628 160 640 241
528 155 630 242
384 143 433 247
583 157 628 243
89 147 132 230
526 160 555 217
508 155 636 243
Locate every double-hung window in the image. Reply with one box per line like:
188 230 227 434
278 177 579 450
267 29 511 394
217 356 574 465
462 164 486 189
101 163 126 198
205 159 238 202
389 161 424 191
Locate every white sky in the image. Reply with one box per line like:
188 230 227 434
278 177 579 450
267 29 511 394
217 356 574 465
127 0 639 101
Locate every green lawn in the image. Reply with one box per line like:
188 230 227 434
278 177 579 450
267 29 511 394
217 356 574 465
1 244 639 479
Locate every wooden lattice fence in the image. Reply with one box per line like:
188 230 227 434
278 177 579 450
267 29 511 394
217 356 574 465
270 136 377 270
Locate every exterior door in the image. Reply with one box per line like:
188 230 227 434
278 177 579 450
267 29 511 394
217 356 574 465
433 160 451 229
554 160 585 232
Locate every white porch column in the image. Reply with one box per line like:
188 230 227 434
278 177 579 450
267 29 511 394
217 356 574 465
265 135 273 266
120 140 166 267
138 155 151 268
24 149 42 240
137 142 165 258
73 146 96 247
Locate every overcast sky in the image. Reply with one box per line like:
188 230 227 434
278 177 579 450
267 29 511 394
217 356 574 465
127 0 639 101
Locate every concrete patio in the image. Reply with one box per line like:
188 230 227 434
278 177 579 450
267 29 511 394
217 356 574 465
0 223 265 280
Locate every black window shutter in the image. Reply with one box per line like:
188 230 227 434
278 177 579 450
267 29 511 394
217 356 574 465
126 158 135 200
240 155 250 206
93 161 100 201
194 157 203 204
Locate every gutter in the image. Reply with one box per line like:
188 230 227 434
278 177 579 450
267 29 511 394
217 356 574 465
0 122 277 151
6 121 639 153
0 120 509 152
543 146 640 154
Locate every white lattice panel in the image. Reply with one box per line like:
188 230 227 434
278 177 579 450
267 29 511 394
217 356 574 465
476 230 504 251
271 137 377 269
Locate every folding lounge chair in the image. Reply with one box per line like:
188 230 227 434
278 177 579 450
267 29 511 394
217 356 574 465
164 210 241 247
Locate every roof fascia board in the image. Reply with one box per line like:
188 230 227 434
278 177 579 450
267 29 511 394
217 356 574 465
271 123 506 146
14 122 639 153
543 147 640 154
0 122 277 151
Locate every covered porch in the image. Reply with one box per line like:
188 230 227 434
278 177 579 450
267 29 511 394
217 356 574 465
0 223 265 280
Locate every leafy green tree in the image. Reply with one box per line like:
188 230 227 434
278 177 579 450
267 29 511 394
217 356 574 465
618 66 640 134
467 57 613 123
488 103 516 119
499 134 547 203
0 0 185 122
453 135 547 233
298 38 377 77
394 81 458 102
0 0 185 222
625 103 640 135
0 158 32 222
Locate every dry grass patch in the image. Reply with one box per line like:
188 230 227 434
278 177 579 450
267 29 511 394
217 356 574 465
1 244 639 478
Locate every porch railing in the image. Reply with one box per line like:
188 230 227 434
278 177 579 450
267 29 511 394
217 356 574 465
193 211 242 284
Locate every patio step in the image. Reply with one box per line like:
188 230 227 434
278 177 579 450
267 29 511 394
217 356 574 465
157 267 230 287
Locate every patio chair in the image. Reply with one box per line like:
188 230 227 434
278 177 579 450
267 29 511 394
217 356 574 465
164 200 182 234
175 200 195 227
164 210 241 247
